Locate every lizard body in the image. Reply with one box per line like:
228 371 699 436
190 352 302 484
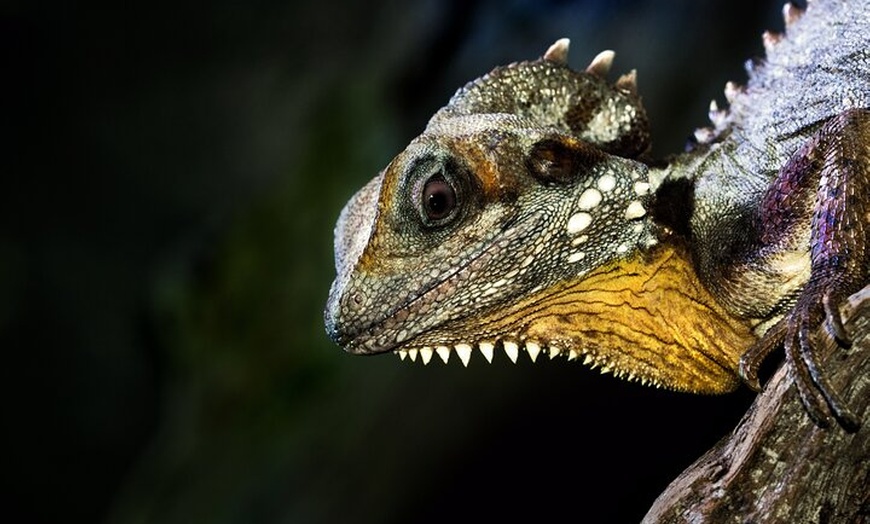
325 1 870 429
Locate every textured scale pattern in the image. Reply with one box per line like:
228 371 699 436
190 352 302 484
326 3 870 429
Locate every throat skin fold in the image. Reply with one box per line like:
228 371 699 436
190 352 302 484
464 240 757 394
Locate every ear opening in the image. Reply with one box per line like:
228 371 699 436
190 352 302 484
525 137 605 184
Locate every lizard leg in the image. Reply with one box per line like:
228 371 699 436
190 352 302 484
739 108 870 431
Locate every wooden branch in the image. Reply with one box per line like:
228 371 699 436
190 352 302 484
643 285 870 523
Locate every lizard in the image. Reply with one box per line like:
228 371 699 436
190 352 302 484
324 0 870 431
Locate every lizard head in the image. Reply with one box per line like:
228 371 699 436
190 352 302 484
325 40 755 393
326 40 654 354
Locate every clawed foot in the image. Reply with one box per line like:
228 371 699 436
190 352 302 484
738 288 861 432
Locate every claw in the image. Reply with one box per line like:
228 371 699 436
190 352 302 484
823 291 851 344
799 320 861 432
788 314 832 428
739 317 787 392
741 295 861 432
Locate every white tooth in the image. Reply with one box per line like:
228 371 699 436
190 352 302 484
526 341 541 363
600 366 611 375
398 350 407 361
583 354 593 365
568 349 579 361
408 348 418 362
420 347 433 365
479 342 495 363
503 341 519 363
456 344 473 367
548 346 560 359
436 346 451 364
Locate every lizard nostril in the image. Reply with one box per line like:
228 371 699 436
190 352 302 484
352 293 363 306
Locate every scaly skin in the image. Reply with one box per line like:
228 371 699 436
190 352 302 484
325 1 870 430
658 0 870 429
324 39 758 394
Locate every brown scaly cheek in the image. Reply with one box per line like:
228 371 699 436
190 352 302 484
398 241 757 395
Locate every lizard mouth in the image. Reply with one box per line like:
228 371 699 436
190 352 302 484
390 337 595 370
330 211 544 355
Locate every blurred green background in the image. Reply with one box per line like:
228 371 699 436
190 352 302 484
6 1 785 522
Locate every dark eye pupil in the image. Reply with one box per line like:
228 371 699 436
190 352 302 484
422 176 456 221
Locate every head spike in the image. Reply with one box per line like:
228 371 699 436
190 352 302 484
782 2 804 27
724 81 742 104
708 100 727 127
615 70 637 96
585 50 615 78
762 30 782 52
694 127 716 144
744 57 763 76
543 38 571 65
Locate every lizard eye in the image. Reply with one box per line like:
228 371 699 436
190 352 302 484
421 175 457 222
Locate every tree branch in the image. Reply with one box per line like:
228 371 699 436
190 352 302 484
643 285 870 523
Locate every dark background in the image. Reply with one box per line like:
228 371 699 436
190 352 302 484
6 1 788 522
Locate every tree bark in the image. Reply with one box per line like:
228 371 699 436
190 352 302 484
643 285 870 523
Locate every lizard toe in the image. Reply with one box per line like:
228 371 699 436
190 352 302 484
738 317 787 392
823 289 851 345
789 290 861 431
742 287 861 432
785 308 833 428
